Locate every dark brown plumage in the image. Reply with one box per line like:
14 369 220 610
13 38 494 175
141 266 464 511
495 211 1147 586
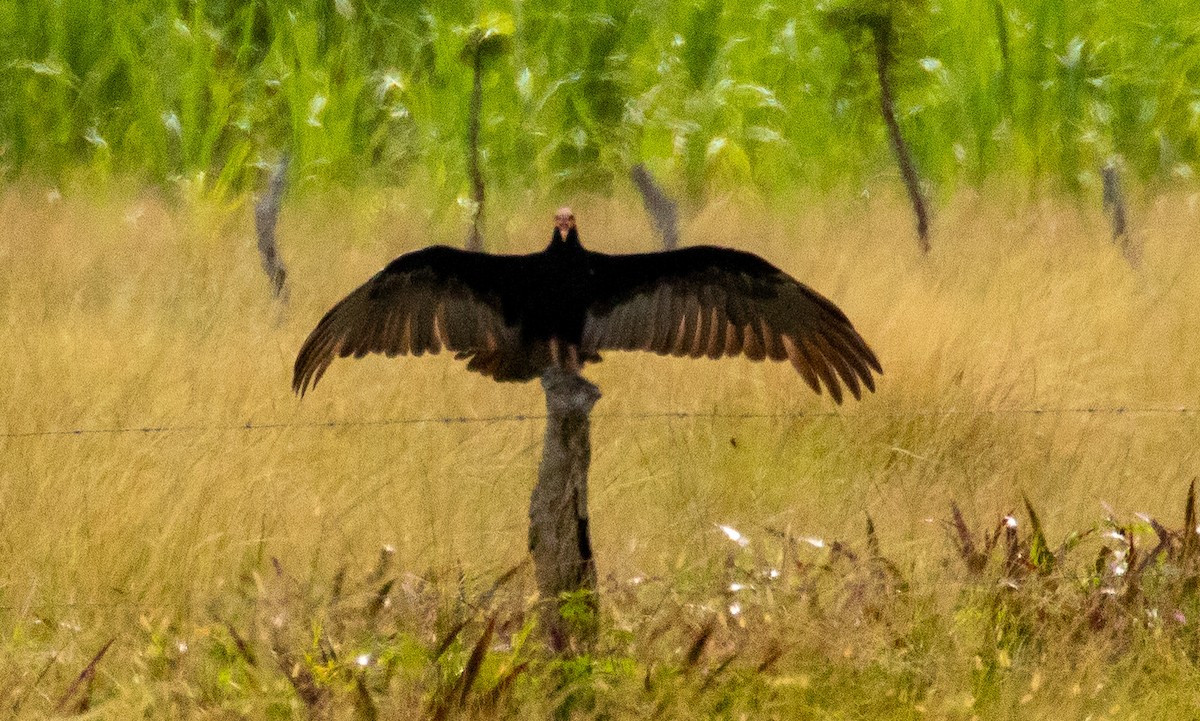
293 215 881 402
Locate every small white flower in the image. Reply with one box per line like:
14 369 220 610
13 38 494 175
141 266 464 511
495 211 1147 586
1004 516 1018 529
728 602 742 616
717 524 749 547
356 653 371 667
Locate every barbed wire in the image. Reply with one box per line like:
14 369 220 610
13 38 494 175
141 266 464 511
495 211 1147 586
3 406 1197 440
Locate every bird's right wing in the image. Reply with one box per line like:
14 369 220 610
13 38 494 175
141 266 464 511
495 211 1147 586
293 246 524 395
581 246 881 403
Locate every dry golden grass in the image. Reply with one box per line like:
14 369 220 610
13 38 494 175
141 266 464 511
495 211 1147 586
2 184 1199 698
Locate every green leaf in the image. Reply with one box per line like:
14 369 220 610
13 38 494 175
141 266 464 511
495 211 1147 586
1023 496 1054 574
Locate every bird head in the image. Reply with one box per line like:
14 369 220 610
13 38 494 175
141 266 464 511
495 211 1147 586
551 207 581 248
554 206 575 234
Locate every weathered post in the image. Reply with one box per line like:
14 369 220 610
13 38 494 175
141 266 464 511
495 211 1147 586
1101 160 1139 268
630 163 680 250
255 154 290 303
529 367 601 651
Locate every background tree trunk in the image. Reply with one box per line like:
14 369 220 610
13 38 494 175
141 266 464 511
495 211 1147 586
1101 161 1138 268
254 154 290 303
630 163 680 250
528 368 600 652
465 50 485 252
872 24 931 253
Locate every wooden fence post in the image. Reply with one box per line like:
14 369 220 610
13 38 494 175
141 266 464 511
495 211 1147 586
255 154 291 303
631 163 680 250
1101 160 1139 268
528 367 601 651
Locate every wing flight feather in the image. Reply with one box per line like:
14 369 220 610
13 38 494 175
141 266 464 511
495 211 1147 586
293 246 520 395
582 246 881 403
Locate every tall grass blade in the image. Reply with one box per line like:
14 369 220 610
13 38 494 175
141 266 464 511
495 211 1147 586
1182 478 1198 562
54 637 114 713
1023 496 1054 574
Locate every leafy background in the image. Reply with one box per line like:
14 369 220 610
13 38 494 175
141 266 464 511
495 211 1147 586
4 0 1199 204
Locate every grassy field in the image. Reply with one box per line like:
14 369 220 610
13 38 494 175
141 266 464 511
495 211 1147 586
2 185 1200 717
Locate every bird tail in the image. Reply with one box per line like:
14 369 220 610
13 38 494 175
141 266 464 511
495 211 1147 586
460 342 600 381
462 348 545 382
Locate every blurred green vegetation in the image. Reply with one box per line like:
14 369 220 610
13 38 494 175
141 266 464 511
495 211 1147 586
2 0 1199 203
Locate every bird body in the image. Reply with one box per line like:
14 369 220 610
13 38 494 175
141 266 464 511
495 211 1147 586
294 218 881 402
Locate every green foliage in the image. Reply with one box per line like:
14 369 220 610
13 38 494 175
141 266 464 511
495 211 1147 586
1 0 1198 200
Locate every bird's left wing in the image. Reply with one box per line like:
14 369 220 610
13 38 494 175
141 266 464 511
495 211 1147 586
293 246 524 395
581 246 881 403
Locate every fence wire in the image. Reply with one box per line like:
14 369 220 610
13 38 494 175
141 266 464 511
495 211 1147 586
3 406 1197 440
1 405 1197 613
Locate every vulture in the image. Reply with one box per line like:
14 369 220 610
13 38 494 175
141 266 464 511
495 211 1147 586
293 208 881 403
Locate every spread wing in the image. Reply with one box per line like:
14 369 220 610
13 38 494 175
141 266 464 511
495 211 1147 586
581 246 881 403
293 246 527 395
